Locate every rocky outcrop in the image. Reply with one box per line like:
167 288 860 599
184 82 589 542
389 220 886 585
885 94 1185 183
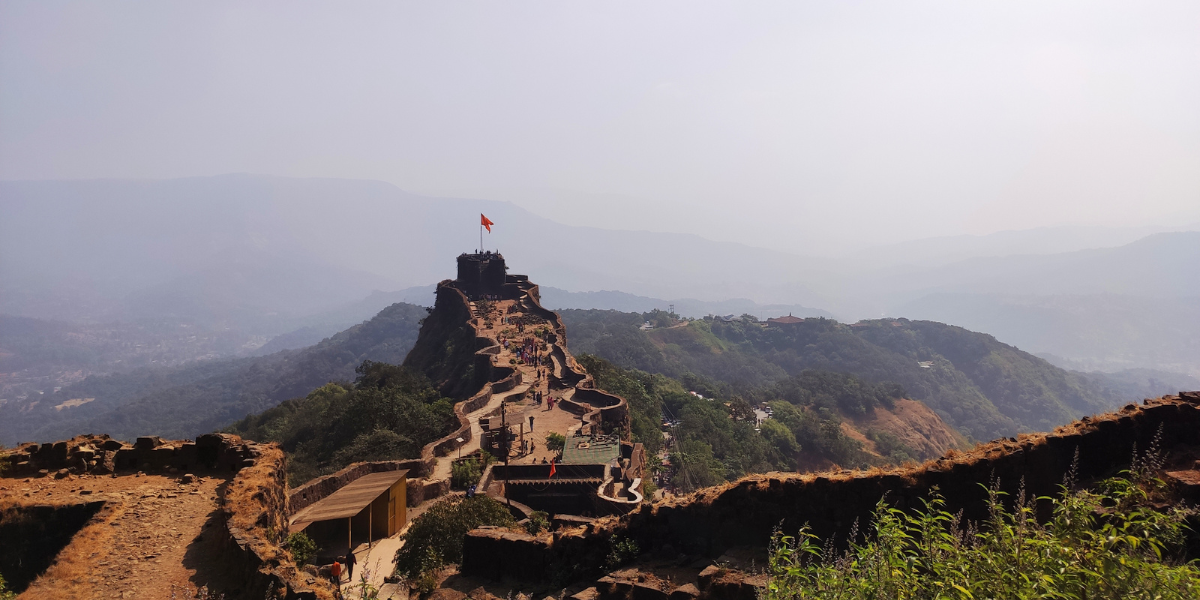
403 283 483 399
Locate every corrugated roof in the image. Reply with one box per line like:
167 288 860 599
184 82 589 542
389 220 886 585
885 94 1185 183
289 470 407 526
561 434 620 465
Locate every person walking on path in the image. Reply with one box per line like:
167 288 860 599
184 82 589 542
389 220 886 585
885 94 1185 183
345 551 357 581
330 560 342 586
529 415 535 430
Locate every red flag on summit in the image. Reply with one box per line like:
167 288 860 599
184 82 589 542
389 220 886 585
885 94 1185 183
548 462 556 479
481 214 494 233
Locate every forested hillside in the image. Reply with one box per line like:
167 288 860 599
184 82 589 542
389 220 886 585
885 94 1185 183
225 361 456 485
580 355 962 492
561 310 1133 440
1 303 428 444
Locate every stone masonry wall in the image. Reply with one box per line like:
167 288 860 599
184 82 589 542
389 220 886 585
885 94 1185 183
462 393 1200 582
3 433 330 599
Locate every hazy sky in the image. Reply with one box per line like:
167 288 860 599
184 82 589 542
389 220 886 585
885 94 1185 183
2 2 1198 254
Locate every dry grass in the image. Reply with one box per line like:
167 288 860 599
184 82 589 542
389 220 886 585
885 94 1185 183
18 502 127 600
225 441 288 561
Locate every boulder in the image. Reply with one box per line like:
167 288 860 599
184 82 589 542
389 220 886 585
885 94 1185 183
468 587 501 600
135 436 164 450
631 583 669 600
696 565 722 589
570 587 600 600
428 589 467 600
668 584 699 600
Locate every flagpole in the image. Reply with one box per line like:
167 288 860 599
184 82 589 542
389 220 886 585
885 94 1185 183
479 220 482 253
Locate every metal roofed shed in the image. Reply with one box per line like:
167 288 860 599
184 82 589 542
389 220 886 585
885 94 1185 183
561 433 621 465
289 470 408 556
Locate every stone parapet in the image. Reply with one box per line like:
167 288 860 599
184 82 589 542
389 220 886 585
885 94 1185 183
2 432 262 478
461 393 1200 583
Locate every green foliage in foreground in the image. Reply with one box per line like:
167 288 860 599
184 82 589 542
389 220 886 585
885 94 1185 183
393 496 516 583
0 573 14 600
767 477 1200 600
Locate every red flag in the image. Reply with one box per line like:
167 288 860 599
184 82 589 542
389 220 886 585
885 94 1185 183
548 462 556 478
481 213 494 233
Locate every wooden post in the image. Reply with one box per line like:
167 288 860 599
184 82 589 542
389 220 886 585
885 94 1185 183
369 506 373 549
502 401 511 508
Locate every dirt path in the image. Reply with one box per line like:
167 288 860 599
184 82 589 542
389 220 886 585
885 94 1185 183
430 383 530 482
2 472 235 600
429 295 603 476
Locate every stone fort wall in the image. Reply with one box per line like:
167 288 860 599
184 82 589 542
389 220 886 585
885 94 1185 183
462 392 1200 583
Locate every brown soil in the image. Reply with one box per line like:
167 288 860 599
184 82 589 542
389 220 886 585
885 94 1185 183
473 298 589 464
1 472 237 600
848 398 966 461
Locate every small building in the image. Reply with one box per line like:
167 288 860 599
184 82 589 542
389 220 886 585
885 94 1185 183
289 470 408 557
766 313 804 327
561 433 622 465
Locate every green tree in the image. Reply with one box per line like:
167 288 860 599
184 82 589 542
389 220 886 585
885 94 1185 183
393 496 516 582
226 362 457 486
669 439 727 493
544 432 566 455
728 396 756 422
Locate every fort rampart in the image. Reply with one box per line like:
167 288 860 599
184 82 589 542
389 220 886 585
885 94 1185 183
2 433 332 599
462 392 1200 583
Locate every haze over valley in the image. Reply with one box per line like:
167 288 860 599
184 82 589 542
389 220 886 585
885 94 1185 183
5 4 1200 598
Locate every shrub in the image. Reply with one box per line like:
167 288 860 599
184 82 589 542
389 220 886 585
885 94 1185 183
766 477 1200 599
394 496 516 582
285 532 318 565
451 458 482 489
640 479 658 498
525 510 550 535
0 573 13 600
606 536 640 570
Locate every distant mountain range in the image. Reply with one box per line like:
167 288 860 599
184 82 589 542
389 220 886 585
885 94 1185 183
0 303 427 444
2 174 1197 378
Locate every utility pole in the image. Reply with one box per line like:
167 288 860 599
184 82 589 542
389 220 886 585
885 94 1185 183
501 401 511 508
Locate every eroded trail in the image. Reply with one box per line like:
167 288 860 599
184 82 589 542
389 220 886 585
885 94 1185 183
2 473 235 600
